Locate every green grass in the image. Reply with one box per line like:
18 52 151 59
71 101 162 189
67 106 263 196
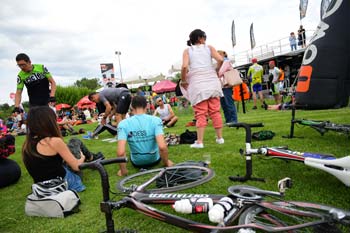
1 100 350 233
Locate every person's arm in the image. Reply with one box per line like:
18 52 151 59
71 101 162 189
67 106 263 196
180 49 189 89
50 137 85 171
48 77 56 98
117 139 128 176
153 108 158 116
165 104 175 121
14 89 23 108
209 45 224 73
155 134 173 167
101 101 112 125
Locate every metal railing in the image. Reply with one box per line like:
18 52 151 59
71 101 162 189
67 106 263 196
232 30 314 67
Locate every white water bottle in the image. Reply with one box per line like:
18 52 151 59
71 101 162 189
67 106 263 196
173 197 213 214
208 197 234 223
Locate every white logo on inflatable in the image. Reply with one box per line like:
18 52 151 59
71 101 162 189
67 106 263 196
302 0 343 65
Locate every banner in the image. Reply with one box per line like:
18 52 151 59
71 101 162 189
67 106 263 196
299 0 309 20
100 63 116 88
231 20 236 48
320 0 331 20
250 23 256 49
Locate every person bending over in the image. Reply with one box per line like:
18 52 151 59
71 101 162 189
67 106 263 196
22 106 89 192
88 87 131 128
117 96 174 176
153 97 178 128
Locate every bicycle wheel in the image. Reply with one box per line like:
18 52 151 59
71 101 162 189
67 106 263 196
238 201 349 232
117 165 214 193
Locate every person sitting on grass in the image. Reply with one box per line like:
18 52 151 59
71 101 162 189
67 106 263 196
263 94 295 111
57 113 78 136
22 106 100 192
117 96 174 176
153 97 178 128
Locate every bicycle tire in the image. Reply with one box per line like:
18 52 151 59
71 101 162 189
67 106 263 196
238 202 349 232
117 165 214 193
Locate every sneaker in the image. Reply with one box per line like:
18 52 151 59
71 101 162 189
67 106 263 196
252 106 257 110
226 122 237 127
190 142 204 148
216 138 225 144
82 135 92 140
262 102 268 110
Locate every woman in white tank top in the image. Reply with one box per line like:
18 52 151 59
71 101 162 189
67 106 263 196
180 29 225 149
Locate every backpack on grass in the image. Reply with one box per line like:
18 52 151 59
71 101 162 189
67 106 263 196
179 130 197 144
25 190 80 218
252 130 275 140
25 178 80 218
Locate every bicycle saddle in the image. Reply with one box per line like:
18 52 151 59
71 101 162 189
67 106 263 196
228 185 282 200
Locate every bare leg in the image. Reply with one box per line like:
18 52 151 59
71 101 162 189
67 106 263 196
215 127 223 139
252 91 257 107
258 91 264 105
166 116 178 127
196 127 205 144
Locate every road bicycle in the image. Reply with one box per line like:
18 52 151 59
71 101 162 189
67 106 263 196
284 106 350 138
228 123 350 187
79 158 350 232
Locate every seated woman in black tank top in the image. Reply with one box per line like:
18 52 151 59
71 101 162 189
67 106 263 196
22 106 86 192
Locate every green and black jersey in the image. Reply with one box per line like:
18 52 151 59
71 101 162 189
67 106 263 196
17 64 52 106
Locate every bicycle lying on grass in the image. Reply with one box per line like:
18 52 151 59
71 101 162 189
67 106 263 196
79 158 350 232
285 106 350 138
229 123 350 187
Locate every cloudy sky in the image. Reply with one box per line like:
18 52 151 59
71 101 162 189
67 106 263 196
0 0 321 104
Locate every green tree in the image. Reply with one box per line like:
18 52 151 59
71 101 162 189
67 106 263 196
0 103 10 111
55 86 91 106
74 77 101 90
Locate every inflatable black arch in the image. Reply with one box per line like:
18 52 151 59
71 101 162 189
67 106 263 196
296 0 350 109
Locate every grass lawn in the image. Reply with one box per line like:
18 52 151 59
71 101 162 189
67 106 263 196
1 100 350 233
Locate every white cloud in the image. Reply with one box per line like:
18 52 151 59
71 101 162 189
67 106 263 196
0 0 321 104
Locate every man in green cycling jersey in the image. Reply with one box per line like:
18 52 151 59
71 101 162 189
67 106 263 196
15 53 56 108
247 58 265 109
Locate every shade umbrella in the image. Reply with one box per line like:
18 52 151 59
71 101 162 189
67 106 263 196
76 96 96 109
152 80 176 94
55 103 71 111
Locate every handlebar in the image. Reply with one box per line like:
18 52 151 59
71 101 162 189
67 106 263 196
79 157 127 202
79 157 128 170
229 122 264 143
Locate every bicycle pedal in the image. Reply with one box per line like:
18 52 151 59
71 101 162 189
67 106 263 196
278 177 292 194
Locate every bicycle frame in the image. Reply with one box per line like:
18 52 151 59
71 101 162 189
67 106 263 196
284 106 350 138
79 158 348 233
229 123 350 186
